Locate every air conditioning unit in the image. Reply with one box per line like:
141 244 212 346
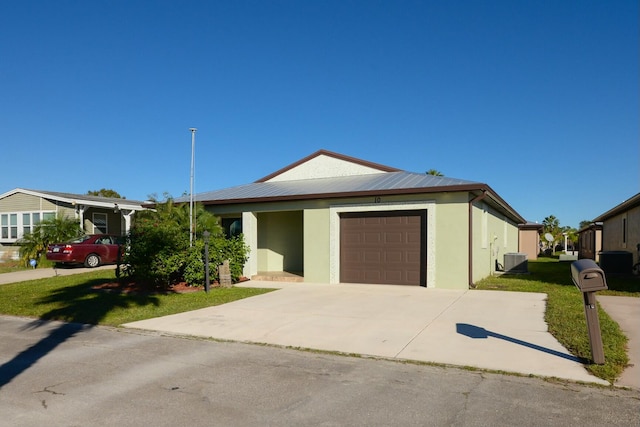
599 251 632 276
504 253 528 273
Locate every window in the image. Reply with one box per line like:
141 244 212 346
222 218 243 238
1 214 7 239
0 211 56 242
93 213 108 234
23 213 31 236
9 214 17 239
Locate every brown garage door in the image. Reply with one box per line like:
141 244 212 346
340 210 426 286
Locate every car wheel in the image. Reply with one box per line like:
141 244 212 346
84 254 101 268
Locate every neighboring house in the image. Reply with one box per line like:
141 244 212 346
578 222 603 262
518 222 543 261
584 193 640 273
0 188 148 245
177 150 527 290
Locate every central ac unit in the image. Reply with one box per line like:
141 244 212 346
504 253 528 273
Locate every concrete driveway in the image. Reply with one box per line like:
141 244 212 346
124 281 608 386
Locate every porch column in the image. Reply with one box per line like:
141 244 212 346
75 205 86 233
242 212 258 278
122 210 135 235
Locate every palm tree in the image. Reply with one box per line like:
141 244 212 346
18 215 83 265
542 215 561 251
426 169 443 176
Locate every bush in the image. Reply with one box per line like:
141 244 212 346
182 237 250 286
120 199 249 288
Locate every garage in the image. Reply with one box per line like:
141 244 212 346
340 210 426 286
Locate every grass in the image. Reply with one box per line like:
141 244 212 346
0 258 56 274
475 258 639 383
0 269 275 327
0 259 29 274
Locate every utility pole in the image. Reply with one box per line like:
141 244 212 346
189 128 197 247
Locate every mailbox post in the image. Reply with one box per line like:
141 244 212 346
570 259 608 364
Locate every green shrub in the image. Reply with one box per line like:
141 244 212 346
120 199 249 288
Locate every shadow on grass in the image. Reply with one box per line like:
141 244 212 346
0 276 160 388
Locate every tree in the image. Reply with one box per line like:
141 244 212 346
542 215 561 251
426 169 443 176
541 215 579 252
18 215 84 266
87 189 124 199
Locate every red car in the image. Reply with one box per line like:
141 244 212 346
46 234 123 268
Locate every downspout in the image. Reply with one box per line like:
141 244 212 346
468 190 487 289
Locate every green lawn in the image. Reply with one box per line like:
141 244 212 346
0 269 274 327
475 258 639 383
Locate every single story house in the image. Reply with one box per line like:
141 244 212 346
579 192 640 273
179 150 527 290
0 188 148 245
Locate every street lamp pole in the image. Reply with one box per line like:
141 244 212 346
189 128 197 247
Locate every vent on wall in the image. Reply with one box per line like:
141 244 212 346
504 253 528 273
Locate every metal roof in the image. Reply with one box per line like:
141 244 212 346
592 192 640 222
178 172 480 204
2 188 147 210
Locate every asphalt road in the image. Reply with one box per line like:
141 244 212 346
1 316 638 427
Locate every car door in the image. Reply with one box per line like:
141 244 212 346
96 236 119 263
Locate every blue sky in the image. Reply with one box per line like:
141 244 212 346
1 0 637 229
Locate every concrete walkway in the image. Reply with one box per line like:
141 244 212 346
0 265 116 285
125 281 611 386
597 295 640 389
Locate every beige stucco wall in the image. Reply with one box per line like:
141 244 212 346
519 228 540 261
432 193 468 289
304 208 331 283
601 204 640 259
266 154 384 182
470 201 520 284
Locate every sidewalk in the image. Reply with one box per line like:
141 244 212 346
0 265 116 285
597 295 640 390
